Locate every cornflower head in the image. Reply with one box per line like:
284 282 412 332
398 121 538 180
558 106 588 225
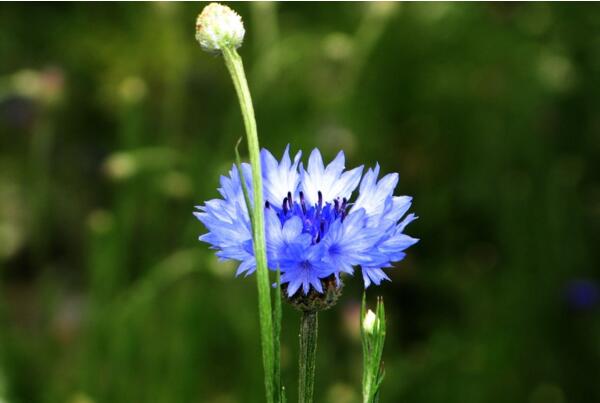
195 3 244 53
195 146 418 308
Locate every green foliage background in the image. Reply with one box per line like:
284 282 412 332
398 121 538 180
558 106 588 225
0 3 599 403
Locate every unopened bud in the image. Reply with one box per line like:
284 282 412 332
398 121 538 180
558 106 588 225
363 309 378 334
195 3 245 53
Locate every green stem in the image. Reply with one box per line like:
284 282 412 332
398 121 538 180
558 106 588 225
298 310 318 403
273 267 283 401
222 46 275 403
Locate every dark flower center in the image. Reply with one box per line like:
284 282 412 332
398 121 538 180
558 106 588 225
265 190 349 244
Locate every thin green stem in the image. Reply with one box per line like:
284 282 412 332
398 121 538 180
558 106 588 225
273 267 283 402
222 46 275 403
298 310 318 403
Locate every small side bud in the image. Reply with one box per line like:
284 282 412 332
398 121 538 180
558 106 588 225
363 309 378 334
361 297 387 401
195 3 245 53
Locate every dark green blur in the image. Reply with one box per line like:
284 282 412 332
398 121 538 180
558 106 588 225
1 3 599 403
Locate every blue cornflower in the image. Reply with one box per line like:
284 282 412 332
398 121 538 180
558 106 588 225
194 146 418 296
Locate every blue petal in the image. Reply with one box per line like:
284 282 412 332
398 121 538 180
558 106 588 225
236 258 257 277
279 242 331 296
261 146 302 205
353 171 399 221
361 267 391 288
301 149 363 205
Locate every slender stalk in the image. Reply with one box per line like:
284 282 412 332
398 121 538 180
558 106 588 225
273 267 283 402
298 310 318 403
222 46 275 403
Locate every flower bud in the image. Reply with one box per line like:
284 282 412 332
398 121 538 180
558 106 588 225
362 309 378 334
195 3 245 53
283 275 342 312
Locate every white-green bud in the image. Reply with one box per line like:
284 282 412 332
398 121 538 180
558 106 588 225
363 309 378 334
195 3 245 53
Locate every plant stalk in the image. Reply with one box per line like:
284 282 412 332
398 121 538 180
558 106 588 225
222 46 275 403
298 310 318 403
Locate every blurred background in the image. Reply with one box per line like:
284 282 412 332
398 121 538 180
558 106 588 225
1 2 599 403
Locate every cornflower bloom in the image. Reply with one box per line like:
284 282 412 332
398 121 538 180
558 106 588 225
195 146 418 299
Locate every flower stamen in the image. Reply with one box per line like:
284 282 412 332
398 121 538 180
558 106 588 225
299 191 307 214
282 197 289 214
